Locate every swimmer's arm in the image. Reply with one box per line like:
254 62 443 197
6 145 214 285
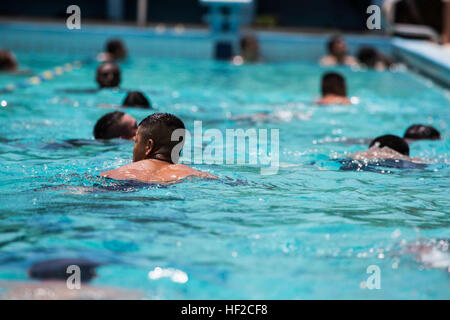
100 168 122 179
197 171 218 179
189 167 218 179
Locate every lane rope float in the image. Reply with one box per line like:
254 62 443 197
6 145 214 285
0 58 95 94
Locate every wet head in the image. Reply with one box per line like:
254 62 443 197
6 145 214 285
122 91 152 109
321 72 347 97
240 35 260 62
328 36 348 59
106 39 127 61
133 113 185 163
357 46 379 68
0 49 18 72
96 62 121 88
404 124 441 141
369 134 410 156
94 111 137 141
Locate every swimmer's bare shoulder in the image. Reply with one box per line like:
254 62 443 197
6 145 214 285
350 146 422 162
315 95 351 105
319 55 336 66
101 159 217 183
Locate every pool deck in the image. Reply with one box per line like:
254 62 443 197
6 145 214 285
392 38 450 89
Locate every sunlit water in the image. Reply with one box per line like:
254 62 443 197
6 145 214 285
0 52 449 299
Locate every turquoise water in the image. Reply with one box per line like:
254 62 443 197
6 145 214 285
0 52 449 299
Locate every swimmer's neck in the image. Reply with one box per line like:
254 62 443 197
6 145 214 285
323 93 346 99
140 155 174 165
315 94 351 106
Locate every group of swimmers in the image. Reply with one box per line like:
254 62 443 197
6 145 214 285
314 36 441 164
0 35 446 299
1 36 443 183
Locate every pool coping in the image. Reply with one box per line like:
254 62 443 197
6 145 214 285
392 38 450 89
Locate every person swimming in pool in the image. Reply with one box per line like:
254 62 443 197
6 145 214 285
403 124 441 142
0 49 33 75
315 72 351 105
94 111 137 141
41 112 136 149
96 62 121 89
122 91 152 109
100 113 217 183
57 62 121 94
233 35 261 64
0 49 18 72
350 134 413 161
338 134 428 171
97 39 127 62
357 46 394 71
0 258 143 299
319 36 358 67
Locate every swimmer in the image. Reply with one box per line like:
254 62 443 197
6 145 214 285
0 258 143 299
357 46 394 70
233 35 260 64
350 134 414 161
28 258 99 282
315 72 351 105
94 111 137 141
56 62 121 94
122 91 152 109
403 124 441 142
0 49 32 75
101 113 217 184
0 49 18 72
96 62 121 89
338 135 428 172
319 36 358 67
97 39 127 62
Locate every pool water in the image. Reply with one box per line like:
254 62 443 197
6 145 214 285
0 52 449 299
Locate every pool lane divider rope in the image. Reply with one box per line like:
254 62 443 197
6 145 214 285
0 58 95 94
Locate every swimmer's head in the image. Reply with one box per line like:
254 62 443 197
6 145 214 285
133 113 185 163
321 72 347 97
96 62 121 88
404 124 441 141
0 50 18 72
327 36 348 58
240 35 260 62
122 91 151 109
369 134 410 156
94 111 137 140
105 39 127 60
28 258 100 283
357 46 378 68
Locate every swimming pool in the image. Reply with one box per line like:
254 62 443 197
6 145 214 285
1 35 450 299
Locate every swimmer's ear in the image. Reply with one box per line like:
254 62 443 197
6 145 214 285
145 138 154 157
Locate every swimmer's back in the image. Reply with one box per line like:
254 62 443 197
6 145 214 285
101 159 217 184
